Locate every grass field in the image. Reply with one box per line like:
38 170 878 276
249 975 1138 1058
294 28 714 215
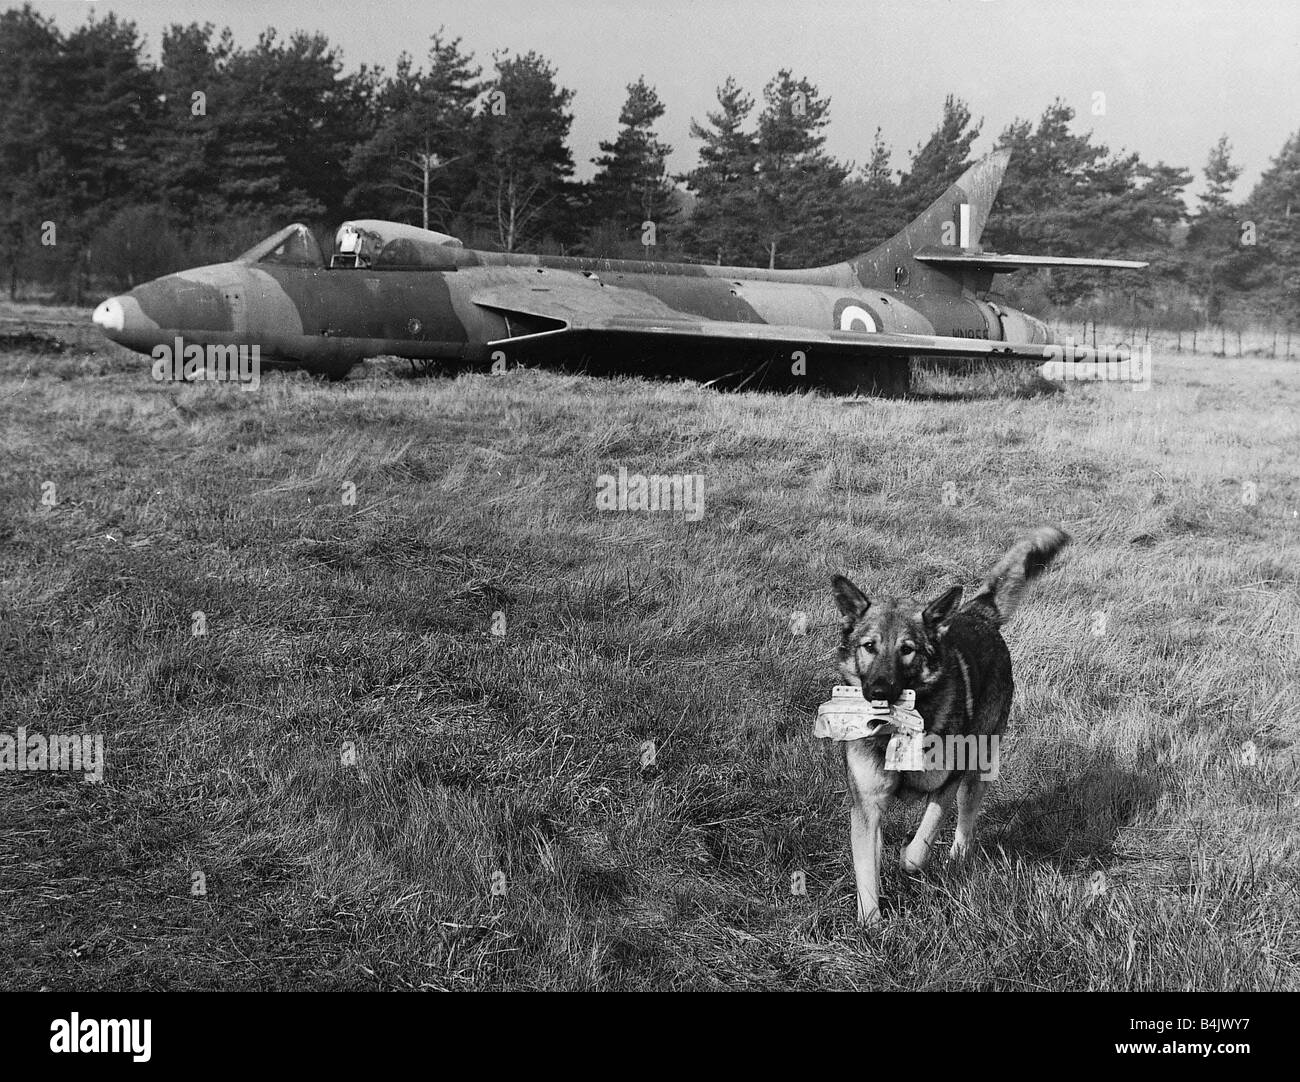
1 309 1297 990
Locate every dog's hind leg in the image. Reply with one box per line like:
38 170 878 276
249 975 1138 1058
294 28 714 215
901 785 956 872
950 774 990 860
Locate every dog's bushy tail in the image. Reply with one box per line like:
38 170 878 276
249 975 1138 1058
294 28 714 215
964 526 1070 626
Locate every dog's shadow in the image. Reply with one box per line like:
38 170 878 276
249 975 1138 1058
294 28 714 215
976 738 1164 867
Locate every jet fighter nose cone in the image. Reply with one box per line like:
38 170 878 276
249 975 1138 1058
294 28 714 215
92 297 125 334
89 288 165 354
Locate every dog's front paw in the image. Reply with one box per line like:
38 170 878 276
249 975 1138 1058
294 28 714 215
856 901 882 926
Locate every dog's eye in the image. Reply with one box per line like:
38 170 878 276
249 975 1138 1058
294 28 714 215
859 641 877 655
899 643 916 658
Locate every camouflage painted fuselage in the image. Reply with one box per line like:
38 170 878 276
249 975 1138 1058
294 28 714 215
92 152 1140 392
98 249 1039 371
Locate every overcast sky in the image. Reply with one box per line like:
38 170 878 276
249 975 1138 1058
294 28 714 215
36 0 1300 200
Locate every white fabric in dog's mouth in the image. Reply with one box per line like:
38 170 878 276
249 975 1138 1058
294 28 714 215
813 686 899 741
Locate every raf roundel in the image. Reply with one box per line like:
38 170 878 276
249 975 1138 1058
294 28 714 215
835 300 879 333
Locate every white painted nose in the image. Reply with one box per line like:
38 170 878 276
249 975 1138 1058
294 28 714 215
92 297 125 333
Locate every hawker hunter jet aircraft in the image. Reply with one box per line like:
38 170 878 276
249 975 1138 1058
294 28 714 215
92 150 1145 394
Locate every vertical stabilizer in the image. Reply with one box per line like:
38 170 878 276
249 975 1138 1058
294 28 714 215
852 150 1010 288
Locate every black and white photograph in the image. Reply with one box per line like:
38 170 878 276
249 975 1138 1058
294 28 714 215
0 0 1295 1038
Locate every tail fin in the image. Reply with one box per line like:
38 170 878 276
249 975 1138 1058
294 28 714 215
852 150 1010 286
964 526 1070 626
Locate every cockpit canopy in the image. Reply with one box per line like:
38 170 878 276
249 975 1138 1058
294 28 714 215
332 220 463 270
235 220 464 271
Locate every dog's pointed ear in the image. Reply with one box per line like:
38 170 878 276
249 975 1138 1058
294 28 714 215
831 575 871 620
922 585 963 631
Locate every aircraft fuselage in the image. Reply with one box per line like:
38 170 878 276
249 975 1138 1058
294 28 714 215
97 155 1125 393
92 242 1049 384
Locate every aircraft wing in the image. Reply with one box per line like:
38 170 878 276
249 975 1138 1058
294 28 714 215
913 247 1148 272
471 284 1065 363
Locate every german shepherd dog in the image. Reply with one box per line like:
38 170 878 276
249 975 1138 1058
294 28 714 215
830 526 1069 924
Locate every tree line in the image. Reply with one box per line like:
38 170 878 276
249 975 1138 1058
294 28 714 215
1 4 1296 335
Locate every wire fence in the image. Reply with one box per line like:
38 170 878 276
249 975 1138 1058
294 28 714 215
1047 320 1297 359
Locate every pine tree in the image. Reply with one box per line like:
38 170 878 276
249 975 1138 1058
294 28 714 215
346 32 482 229
214 33 315 223
986 99 1188 307
55 13 159 218
838 127 906 256
679 76 760 264
33 12 159 298
1200 135 1241 212
896 96 981 220
1238 132 1300 328
1186 136 1245 324
587 77 675 253
214 29 370 225
860 128 894 192
467 50 577 252
752 70 848 267
0 5 66 296
155 23 236 223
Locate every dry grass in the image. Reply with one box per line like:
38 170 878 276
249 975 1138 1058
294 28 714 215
0 311 1296 990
